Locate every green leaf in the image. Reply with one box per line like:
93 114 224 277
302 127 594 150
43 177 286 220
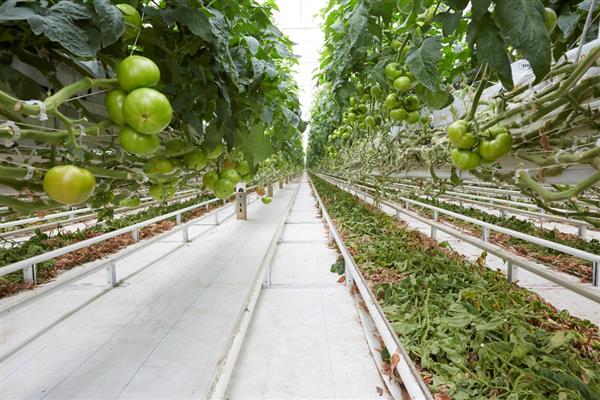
444 0 469 11
161 6 213 42
467 15 513 89
495 0 551 82
406 36 442 92
244 35 260 55
434 11 462 37
236 124 273 164
470 0 492 20
282 106 300 128
0 0 34 22
415 84 454 109
558 12 580 38
27 1 96 56
93 0 124 48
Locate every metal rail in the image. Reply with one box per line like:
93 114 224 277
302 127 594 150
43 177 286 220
309 175 433 400
0 186 257 283
320 174 600 297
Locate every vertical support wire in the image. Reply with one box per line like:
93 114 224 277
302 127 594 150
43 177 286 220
576 0 597 61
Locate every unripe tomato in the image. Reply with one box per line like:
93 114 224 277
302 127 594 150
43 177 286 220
261 196 272 205
149 184 175 202
203 171 219 189
384 93 399 109
203 143 224 159
447 120 477 149
43 165 96 205
391 39 402 50
390 108 407 121
214 179 235 199
117 55 160 91
164 138 187 153
105 90 127 126
347 112 357 122
393 76 412 92
221 168 241 184
116 4 141 41
123 88 173 135
478 129 512 161
451 149 481 171
544 8 557 33
349 97 357 106
222 159 237 170
119 126 159 156
183 150 207 170
404 95 420 111
236 160 250 176
406 111 421 124
365 116 376 128
358 104 368 113
385 62 402 80
370 85 382 98
143 157 174 174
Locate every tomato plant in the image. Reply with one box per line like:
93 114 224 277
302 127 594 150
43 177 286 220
117 55 160 92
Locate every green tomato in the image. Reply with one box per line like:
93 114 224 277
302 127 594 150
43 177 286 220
221 168 241 184
149 184 175 202
104 90 127 126
404 95 420 112
236 160 250 176
241 173 252 182
385 62 402 80
143 157 174 174
451 149 482 171
116 4 141 41
43 165 96 205
447 120 477 149
203 142 224 159
391 39 402 50
365 116 376 128
203 171 219 189
477 130 512 162
119 126 159 156
384 93 399 109
261 196 272 205
393 76 412 92
214 179 235 199
117 55 160 91
183 150 207 170
123 88 172 135
358 104 368 113
370 85 382 98
164 138 187 153
120 197 141 208
544 8 557 33
389 108 407 122
347 112 357 122
406 111 421 124
349 97 357 106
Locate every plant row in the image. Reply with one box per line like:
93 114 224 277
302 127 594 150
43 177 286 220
312 174 599 399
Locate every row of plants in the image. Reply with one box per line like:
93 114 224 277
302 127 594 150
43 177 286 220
312 174 600 399
401 191 600 282
0 0 304 216
0 191 212 295
307 0 600 226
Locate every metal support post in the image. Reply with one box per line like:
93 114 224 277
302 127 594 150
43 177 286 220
182 226 189 243
268 184 274 197
215 211 219 224
507 261 518 283
345 258 354 286
176 213 181 225
235 189 247 220
500 209 506 219
106 261 117 288
23 263 37 284
593 262 599 287
483 226 490 242
279 178 283 189
578 225 587 240
132 227 139 242
431 210 438 240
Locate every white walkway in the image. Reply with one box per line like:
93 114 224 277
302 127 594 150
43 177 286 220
1 184 297 399
226 178 388 399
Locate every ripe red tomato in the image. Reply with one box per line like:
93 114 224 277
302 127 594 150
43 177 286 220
43 165 96 205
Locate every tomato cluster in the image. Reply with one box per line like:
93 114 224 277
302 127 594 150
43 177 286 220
384 63 422 125
447 120 512 171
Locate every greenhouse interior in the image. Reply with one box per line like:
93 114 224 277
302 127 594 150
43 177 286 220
1 0 599 399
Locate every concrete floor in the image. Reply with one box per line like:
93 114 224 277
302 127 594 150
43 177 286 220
226 179 389 399
1 186 297 399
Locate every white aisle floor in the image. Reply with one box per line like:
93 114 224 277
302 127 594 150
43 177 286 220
0 184 297 400
226 179 389 399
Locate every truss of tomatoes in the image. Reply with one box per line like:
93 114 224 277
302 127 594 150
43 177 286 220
447 120 513 171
